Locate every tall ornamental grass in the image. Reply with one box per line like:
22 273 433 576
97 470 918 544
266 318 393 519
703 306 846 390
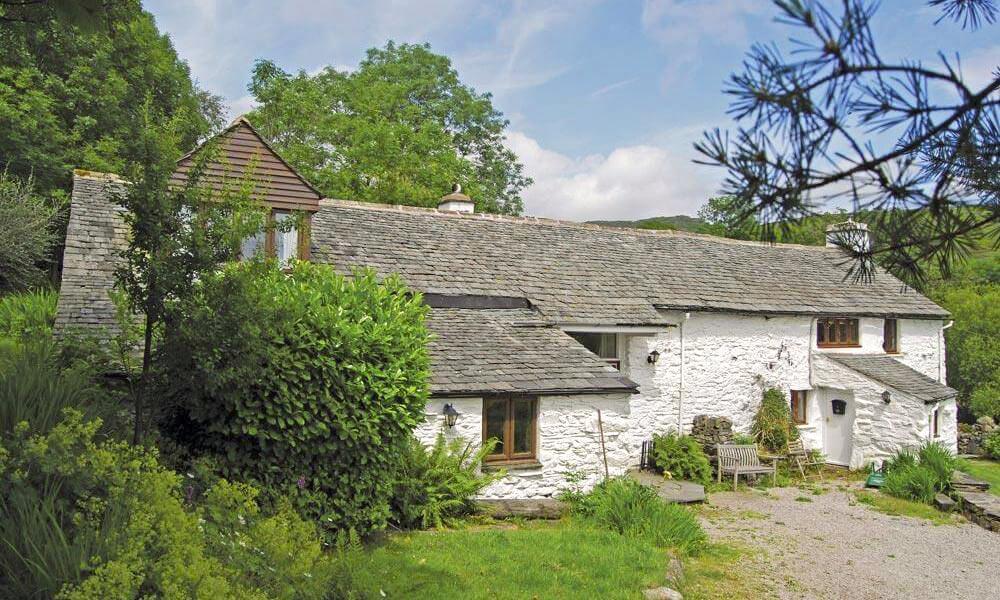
568 477 707 555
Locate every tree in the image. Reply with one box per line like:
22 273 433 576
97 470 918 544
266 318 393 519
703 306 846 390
248 42 531 215
0 173 61 292
114 104 265 443
696 0 999 285
0 1 223 201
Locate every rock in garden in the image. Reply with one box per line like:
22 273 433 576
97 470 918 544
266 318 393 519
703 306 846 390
643 587 683 600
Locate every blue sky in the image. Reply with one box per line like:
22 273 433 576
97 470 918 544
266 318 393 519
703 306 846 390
145 1 998 220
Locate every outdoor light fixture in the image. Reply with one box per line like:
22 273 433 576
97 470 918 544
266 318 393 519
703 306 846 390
443 403 459 428
882 390 891 404
647 350 660 365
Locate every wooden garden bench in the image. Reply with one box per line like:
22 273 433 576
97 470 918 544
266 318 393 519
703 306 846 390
716 444 777 490
787 438 824 481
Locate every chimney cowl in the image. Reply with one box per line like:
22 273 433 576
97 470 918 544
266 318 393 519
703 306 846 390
825 219 870 252
438 184 474 213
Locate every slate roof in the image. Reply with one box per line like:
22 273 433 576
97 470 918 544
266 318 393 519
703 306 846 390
311 200 949 324
426 308 637 396
824 354 958 403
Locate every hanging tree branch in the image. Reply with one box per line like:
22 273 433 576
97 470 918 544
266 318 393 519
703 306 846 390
695 0 999 286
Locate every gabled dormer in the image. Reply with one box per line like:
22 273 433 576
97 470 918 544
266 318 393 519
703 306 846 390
169 116 322 262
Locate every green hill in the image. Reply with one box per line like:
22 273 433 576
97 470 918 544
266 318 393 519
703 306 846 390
587 215 706 233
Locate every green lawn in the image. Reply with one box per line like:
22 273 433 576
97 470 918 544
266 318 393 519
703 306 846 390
957 458 1000 496
338 519 766 599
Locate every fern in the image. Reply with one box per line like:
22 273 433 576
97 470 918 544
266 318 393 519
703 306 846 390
390 434 503 529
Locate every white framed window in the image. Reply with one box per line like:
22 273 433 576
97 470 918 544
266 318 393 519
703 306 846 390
929 405 940 439
240 230 266 260
273 211 299 267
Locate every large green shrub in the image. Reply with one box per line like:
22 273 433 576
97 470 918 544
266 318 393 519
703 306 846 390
567 477 706 555
0 409 339 599
751 388 799 453
159 260 431 537
390 434 502 529
0 174 62 292
650 432 712 485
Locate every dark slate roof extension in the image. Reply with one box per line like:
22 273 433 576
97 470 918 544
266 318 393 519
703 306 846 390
426 308 637 396
311 200 949 324
824 354 958 403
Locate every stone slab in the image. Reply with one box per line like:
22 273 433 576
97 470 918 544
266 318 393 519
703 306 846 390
934 493 956 511
957 490 1000 533
629 470 706 503
477 498 568 519
953 470 991 492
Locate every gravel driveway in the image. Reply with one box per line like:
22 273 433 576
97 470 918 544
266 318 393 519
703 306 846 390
700 483 1000 599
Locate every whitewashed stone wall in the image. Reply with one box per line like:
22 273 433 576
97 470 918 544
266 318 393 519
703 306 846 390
813 354 957 467
415 313 950 498
415 394 632 499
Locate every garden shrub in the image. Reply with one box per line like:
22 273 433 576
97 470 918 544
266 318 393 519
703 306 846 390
650 432 712 484
390 434 502 529
751 388 799 453
882 465 937 504
882 448 918 475
158 260 431 537
0 173 61 293
567 477 707 555
983 430 1000 460
0 288 57 340
0 409 339 599
917 442 956 492
881 442 957 504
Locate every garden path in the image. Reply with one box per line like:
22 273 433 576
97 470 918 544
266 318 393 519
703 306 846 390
700 483 1000 599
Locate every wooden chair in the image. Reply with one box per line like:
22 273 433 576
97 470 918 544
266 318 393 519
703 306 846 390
716 444 777 491
787 438 824 481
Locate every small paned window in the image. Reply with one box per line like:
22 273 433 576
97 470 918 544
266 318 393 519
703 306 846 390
790 390 808 424
273 211 299 267
238 210 309 264
883 318 899 353
569 332 620 370
930 406 940 439
817 318 860 348
483 396 537 463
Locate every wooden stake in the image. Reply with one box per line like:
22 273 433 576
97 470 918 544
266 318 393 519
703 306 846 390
597 409 609 480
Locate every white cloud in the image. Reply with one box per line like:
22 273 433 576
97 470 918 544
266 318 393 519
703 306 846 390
506 129 721 221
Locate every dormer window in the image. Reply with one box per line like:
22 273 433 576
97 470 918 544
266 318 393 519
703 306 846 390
239 209 310 264
569 332 621 370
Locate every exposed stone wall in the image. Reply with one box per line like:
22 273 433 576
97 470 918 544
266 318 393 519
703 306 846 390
415 394 632 499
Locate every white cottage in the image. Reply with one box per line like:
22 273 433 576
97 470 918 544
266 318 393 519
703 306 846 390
56 118 957 500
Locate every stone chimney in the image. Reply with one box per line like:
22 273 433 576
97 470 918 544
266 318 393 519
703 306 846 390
437 184 474 213
825 219 871 252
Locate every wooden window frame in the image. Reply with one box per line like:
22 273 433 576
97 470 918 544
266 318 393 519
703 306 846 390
241 209 312 262
568 331 622 371
790 390 808 425
882 318 899 354
482 396 538 464
816 317 861 348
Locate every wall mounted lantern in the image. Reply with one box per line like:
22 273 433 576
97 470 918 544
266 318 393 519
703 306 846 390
881 390 891 404
443 403 459 428
647 350 660 365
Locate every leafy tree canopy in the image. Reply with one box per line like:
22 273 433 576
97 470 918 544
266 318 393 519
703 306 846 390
248 42 531 215
0 0 223 199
